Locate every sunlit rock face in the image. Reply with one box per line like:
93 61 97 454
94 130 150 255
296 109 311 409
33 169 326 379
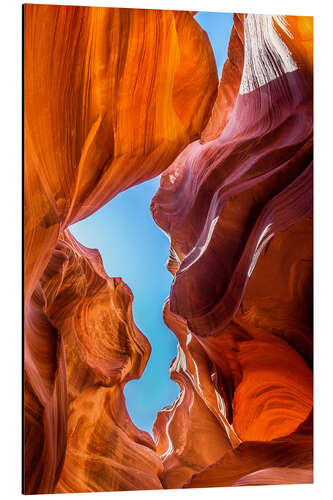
24 230 165 494
24 3 217 305
152 13 313 488
23 4 217 494
48 231 163 493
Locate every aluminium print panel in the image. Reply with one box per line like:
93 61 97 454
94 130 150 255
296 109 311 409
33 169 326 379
23 3 313 494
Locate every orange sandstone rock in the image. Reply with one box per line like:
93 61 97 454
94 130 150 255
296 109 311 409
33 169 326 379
152 13 313 487
184 411 313 488
24 4 217 493
25 230 164 493
24 7 313 493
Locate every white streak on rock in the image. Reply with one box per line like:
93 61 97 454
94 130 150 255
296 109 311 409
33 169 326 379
240 14 298 95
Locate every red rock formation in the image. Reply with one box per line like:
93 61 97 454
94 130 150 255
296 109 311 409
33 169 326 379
201 14 245 142
24 5 313 494
153 300 240 488
44 231 163 493
25 230 165 493
24 4 217 494
185 411 313 487
24 3 217 306
152 13 313 488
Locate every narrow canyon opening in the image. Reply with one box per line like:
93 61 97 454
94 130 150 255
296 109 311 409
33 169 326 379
70 176 179 434
70 11 233 437
71 12 233 436
24 6 313 493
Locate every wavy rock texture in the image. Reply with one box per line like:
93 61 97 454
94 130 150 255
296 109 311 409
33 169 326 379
24 4 217 494
45 231 163 493
24 3 217 304
151 13 313 488
25 230 165 493
185 411 313 487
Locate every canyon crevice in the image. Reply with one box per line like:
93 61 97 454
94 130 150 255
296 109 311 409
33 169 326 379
24 5 313 494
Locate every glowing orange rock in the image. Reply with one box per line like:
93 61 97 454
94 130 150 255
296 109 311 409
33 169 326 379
24 4 217 493
25 230 163 493
24 3 217 300
184 412 313 488
152 13 313 487
153 301 240 488
201 14 244 142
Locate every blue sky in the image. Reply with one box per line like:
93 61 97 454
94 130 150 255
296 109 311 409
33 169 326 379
70 11 233 434
196 11 233 78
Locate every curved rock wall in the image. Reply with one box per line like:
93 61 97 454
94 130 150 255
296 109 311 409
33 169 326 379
24 6 313 494
151 13 313 488
24 4 217 493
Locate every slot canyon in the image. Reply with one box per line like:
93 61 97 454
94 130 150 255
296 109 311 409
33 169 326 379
24 4 313 494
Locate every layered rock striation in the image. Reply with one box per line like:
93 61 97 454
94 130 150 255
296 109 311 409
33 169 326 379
24 4 217 493
151 13 313 488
